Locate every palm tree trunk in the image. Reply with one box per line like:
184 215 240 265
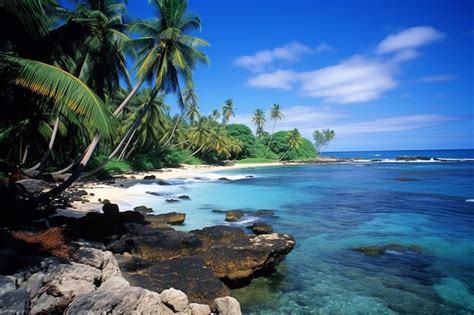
49 161 75 175
279 147 292 161
113 80 144 117
25 115 60 172
21 145 28 166
118 128 138 160
184 144 205 161
162 114 181 148
267 119 276 149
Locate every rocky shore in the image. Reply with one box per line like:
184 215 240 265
0 198 295 314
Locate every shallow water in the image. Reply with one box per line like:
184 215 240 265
122 150 474 314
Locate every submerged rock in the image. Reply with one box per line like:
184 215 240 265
395 177 418 182
354 244 423 256
225 210 244 222
249 223 273 235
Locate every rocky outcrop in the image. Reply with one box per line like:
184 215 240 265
225 210 244 222
191 226 245 250
249 223 273 235
116 255 230 307
146 212 186 226
16 179 52 195
200 233 295 281
133 205 154 214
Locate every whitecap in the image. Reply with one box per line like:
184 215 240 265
466 199 474 203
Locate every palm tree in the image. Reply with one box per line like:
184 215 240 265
222 99 235 125
252 109 266 137
267 104 283 148
210 109 221 122
186 117 212 160
183 83 200 124
280 129 303 160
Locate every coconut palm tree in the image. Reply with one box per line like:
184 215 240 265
252 109 266 137
210 109 221 122
186 117 212 160
267 103 283 148
280 128 303 160
222 99 234 125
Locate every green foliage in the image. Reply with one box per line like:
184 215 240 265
236 158 277 164
131 148 203 171
226 124 255 158
269 130 316 160
254 139 279 159
313 129 336 154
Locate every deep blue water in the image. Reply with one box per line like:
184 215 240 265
120 150 474 314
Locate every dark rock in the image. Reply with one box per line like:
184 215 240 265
158 180 171 185
146 191 162 197
178 195 191 200
102 199 110 204
253 209 277 218
117 255 230 306
354 244 423 256
225 210 244 222
199 233 296 282
76 189 88 196
250 223 273 235
165 198 179 203
120 211 146 225
146 212 186 226
395 156 431 161
395 177 418 182
143 175 156 180
245 175 254 178
107 226 202 261
0 288 30 314
89 192 95 196
212 209 226 214
16 179 51 195
191 226 244 250
102 203 120 216
218 177 230 181
133 205 153 214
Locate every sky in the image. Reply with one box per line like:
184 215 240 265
126 0 473 151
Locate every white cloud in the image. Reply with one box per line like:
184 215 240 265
234 41 332 72
419 75 457 82
376 26 444 54
247 56 398 104
332 115 456 134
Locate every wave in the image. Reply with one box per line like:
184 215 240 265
194 173 257 181
466 199 474 203
350 157 474 164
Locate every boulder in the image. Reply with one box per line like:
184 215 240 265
178 195 191 200
65 276 173 314
71 247 121 282
116 255 229 307
102 203 119 216
107 225 202 261
165 198 180 203
146 212 186 226
133 205 153 214
214 296 242 315
395 156 431 161
160 288 189 312
189 303 211 315
200 233 296 281
225 210 244 222
0 288 30 314
143 175 156 180
191 226 244 250
250 223 273 235
0 275 17 295
16 179 51 194
119 211 146 225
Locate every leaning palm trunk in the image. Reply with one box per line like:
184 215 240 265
114 80 144 117
162 114 181 148
184 144 205 161
118 128 138 160
48 161 75 176
25 116 60 173
267 119 276 149
21 145 29 166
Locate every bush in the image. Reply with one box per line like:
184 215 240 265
131 148 204 170
226 124 256 158
268 130 316 160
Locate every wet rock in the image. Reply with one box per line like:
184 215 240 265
143 175 156 180
102 203 119 216
253 209 277 218
165 198 180 203
225 210 244 222
214 296 242 315
160 288 189 312
191 226 244 250
133 205 153 214
107 225 202 261
66 276 171 314
218 177 230 181
396 156 431 161
200 233 296 281
117 255 229 307
146 212 186 226
250 223 273 235
354 244 423 256
178 195 191 200
146 191 163 197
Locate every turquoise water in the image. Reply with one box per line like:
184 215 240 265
124 150 474 314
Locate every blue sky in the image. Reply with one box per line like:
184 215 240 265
126 0 473 151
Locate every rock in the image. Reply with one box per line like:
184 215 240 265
354 244 423 256
68 212 127 240
225 210 244 222
253 209 277 218
189 303 211 315
191 226 244 250
395 156 431 161
214 296 242 315
117 255 229 307
143 175 156 180
250 223 273 235
218 177 230 181
158 180 172 186
16 179 51 194
102 203 119 216
133 205 153 214
71 247 121 282
160 288 189 312
0 275 16 295
25 272 44 297
76 189 88 196
395 177 418 182
107 225 202 261
66 276 172 314
146 191 162 197
102 199 110 204
146 212 186 226
165 198 180 203
119 211 146 225
200 233 296 281
0 288 30 314
178 195 191 200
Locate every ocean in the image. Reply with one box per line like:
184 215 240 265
119 149 474 314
